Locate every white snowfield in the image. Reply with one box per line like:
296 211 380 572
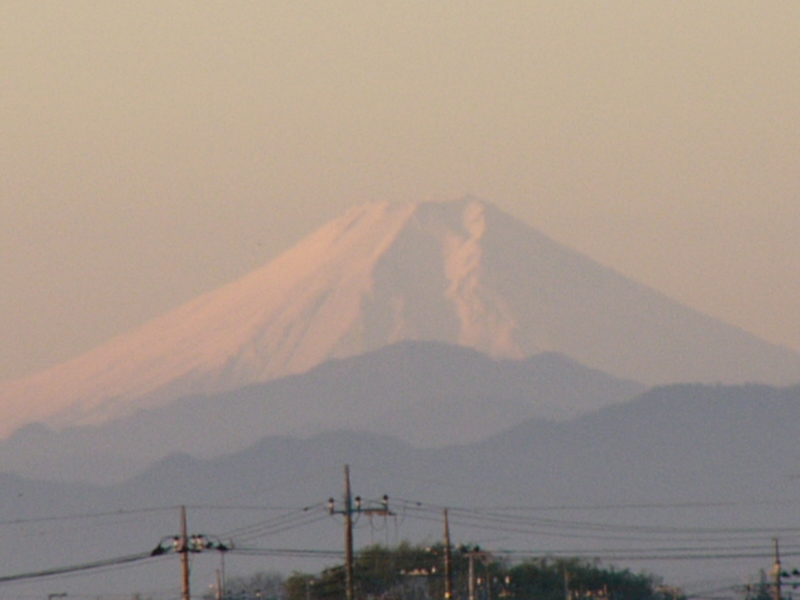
1 197 798 436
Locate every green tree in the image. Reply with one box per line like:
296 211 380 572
217 570 287 600
505 557 661 600
284 544 668 600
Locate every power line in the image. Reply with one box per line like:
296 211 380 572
4 490 799 596
219 508 330 544
228 547 344 559
0 552 157 584
0 506 177 528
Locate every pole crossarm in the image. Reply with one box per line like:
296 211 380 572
151 534 233 556
328 494 393 518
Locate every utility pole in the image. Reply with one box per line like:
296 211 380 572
443 509 452 600
180 505 190 600
459 546 484 600
218 550 226 600
468 551 475 600
344 466 355 600
774 538 782 600
150 506 231 600
485 560 491 600
328 465 392 600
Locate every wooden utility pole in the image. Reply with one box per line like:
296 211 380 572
344 465 355 600
180 505 190 600
468 551 476 600
148 508 230 600
328 466 391 600
443 509 452 600
460 546 486 600
774 538 782 600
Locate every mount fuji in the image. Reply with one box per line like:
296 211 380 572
1 197 798 437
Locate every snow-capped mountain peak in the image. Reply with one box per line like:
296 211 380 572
1 197 798 436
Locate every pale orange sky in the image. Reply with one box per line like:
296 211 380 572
1 1 799 383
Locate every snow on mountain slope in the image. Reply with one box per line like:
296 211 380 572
1 197 798 436
0 201 416 433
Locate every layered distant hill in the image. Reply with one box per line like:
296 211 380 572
2 383 800 598
1 197 798 436
0 341 644 483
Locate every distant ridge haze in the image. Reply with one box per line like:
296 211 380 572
1 197 798 436
0 342 645 483
2 382 800 593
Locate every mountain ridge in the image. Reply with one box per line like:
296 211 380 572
1 197 798 437
0 340 644 483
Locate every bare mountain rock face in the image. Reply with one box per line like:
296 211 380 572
1 197 798 436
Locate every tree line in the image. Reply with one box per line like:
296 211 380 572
217 542 677 600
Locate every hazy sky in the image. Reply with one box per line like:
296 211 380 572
2 2 799 383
